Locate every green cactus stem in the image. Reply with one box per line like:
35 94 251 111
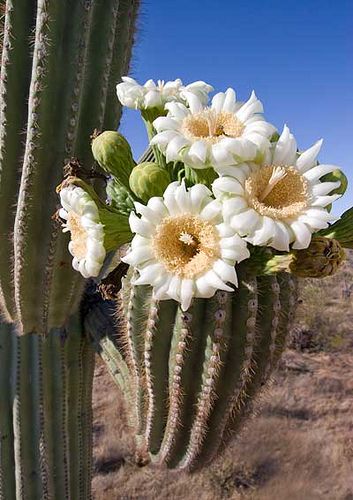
99 264 297 471
0 318 95 500
0 0 139 498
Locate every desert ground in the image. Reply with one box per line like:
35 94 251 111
92 251 353 500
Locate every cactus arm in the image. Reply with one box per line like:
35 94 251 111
0 323 16 499
268 274 297 371
42 329 70 499
13 334 43 499
143 299 177 454
97 336 131 394
13 0 77 333
156 299 208 466
45 0 96 329
0 0 36 320
188 272 259 468
177 291 234 470
80 343 95 500
83 291 131 392
103 0 140 130
74 0 128 157
122 277 152 435
222 274 294 445
234 275 281 409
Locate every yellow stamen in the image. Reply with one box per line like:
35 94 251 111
181 109 244 145
245 165 309 220
259 166 288 202
66 212 87 259
153 215 220 279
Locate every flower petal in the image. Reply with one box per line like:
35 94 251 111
296 139 323 173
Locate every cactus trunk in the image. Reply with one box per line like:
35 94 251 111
0 318 95 499
102 266 297 471
0 0 139 497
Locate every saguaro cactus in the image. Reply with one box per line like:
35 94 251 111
91 264 297 471
84 77 351 473
0 0 139 498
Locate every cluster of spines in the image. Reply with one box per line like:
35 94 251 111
179 292 231 470
157 310 191 463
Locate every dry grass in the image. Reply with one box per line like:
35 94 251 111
92 251 353 500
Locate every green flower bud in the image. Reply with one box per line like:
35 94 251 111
106 178 135 216
129 162 171 202
91 131 135 188
320 168 348 196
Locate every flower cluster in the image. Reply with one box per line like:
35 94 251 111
58 76 349 311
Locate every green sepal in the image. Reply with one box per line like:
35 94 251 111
99 209 132 253
320 168 348 197
141 108 167 123
184 165 217 188
318 206 353 249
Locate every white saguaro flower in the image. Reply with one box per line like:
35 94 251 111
116 77 213 110
213 125 341 251
150 88 276 171
59 186 106 278
122 182 250 311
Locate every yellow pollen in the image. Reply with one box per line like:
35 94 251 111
245 165 309 220
181 109 245 145
66 212 88 259
153 214 220 279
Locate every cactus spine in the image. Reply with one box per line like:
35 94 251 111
96 266 297 471
0 320 95 499
0 0 139 498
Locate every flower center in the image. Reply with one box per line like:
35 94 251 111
181 109 245 144
245 165 309 219
153 214 220 278
67 212 88 259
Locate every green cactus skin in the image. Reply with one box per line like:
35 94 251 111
99 265 297 471
129 162 171 202
0 0 139 498
0 0 139 332
0 318 95 500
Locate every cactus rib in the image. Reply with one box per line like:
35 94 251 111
111 270 296 471
0 0 35 321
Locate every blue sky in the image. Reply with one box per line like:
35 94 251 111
119 0 353 215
